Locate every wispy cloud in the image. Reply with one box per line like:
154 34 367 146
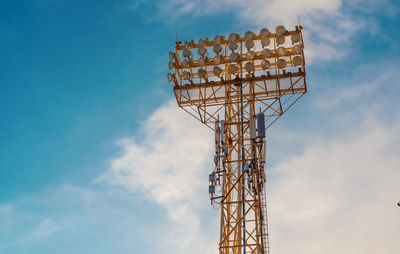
314 64 400 110
268 115 400 253
98 100 217 253
128 0 398 62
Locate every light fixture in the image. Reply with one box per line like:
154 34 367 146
213 66 222 77
292 45 302 54
169 26 305 86
214 35 222 44
214 55 223 65
198 46 207 56
213 44 222 54
199 57 206 67
261 37 270 47
228 33 238 42
229 52 239 62
199 39 205 46
183 41 190 49
183 48 191 58
261 49 272 59
276 35 285 45
245 40 254 50
182 70 192 80
244 31 254 40
167 73 175 82
293 56 302 66
259 28 270 38
261 60 270 70
168 61 175 70
277 59 286 69
276 25 286 35
228 64 238 74
245 62 254 73
229 41 238 51
277 47 287 56
183 59 190 68
198 68 207 79
291 32 300 44
246 51 255 60
169 52 176 60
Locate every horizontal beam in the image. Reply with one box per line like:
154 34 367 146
174 71 305 90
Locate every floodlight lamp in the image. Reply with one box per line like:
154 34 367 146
183 41 191 49
167 73 175 82
214 35 222 45
198 68 207 79
259 28 270 38
291 32 300 44
229 52 239 62
169 51 176 60
168 61 175 70
261 60 270 70
228 64 238 74
246 51 255 60
292 45 302 54
229 41 238 51
183 59 190 68
182 71 191 80
245 40 254 50
276 35 285 45
261 49 272 59
261 37 270 47
198 57 206 67
213 66 222 77
244 31 254 40
276 25 286 35
245 62 254 73
277 47 287 56
198 46 207 56
293 56 302 66
277 59 286 69
228 33 238 42
214 55 223 65
199 39 205 46
213 44 222 54
183 48 191 58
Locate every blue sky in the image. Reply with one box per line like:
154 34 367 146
1 0 399 253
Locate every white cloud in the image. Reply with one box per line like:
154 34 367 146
129 0 398 62
32 219 60 238
0 184 161 253
314 65 399 109
268 117 400 254
99 100 217 253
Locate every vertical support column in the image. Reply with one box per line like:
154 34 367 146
219 82 269 254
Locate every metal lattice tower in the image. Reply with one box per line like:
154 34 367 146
167 25 307 254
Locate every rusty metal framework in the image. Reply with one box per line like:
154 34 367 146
168 25 307 254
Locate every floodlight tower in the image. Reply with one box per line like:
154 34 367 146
167 25 307 254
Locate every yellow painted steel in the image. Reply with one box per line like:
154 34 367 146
169 26 307 254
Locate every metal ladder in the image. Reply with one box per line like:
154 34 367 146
259 185 270 254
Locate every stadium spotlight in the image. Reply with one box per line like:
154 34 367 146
277 59 286 69
276 25 286 35
167 25 306 91
213 66 222 77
